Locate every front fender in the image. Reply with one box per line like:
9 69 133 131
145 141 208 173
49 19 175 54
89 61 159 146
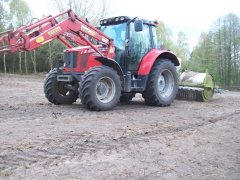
95 56 124 80
137 49 180 75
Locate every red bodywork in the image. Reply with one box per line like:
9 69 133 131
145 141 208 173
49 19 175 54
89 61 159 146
63 46 105 73
138 49 179 75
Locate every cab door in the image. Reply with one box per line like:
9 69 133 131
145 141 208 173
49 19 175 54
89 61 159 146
126 22 152 72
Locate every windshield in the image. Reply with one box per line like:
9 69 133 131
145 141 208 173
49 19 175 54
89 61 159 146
101 23 127 50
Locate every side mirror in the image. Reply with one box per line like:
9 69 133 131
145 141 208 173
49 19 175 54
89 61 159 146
134 20 143 32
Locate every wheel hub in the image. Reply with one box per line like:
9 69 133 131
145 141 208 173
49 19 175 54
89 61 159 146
157 69 174 98
97 82 109 99
158 75 166 92
96 76 116 103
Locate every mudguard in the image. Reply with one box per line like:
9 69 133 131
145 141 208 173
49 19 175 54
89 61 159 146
95 56 124 80
137 49 180 75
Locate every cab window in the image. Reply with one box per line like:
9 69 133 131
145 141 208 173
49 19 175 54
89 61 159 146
128 23 151 71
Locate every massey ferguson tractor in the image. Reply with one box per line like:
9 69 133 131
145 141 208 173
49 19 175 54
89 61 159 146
0 9 181 111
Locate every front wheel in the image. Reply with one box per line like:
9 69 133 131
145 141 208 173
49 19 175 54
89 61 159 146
143 59 178 106
79 66 121 111
44 69 79 105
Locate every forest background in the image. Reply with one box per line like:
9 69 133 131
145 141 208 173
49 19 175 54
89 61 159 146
0 0 239 88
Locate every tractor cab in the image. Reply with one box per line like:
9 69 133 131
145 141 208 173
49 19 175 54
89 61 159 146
100 16 158 73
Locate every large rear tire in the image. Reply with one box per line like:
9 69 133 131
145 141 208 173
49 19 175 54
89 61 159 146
44 69 78 105
79 66 121 111
143 59 178 106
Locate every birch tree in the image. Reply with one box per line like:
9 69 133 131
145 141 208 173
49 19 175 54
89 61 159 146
52 0 111 25
9 0 31 73
190 13 240 88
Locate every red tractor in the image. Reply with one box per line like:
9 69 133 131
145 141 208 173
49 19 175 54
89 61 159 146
0 10 180 111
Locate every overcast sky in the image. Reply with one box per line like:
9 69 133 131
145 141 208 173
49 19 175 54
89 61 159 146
25 0 240 50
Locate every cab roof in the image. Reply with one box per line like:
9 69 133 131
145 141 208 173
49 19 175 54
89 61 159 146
100 16 158 27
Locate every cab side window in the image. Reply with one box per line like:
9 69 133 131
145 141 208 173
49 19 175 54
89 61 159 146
128 23 151 71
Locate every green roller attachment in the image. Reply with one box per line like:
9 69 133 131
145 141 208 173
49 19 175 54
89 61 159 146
177 71 214 101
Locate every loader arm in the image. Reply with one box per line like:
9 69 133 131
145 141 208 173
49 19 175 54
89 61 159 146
0 9 115 58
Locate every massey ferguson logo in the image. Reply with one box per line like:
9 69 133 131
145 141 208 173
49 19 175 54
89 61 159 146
48 27 62 36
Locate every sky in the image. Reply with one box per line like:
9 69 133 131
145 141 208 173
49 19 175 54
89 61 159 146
24 0 240 50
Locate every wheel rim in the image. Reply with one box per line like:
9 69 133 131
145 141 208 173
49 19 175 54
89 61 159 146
157 69 174 98
96 76 116 103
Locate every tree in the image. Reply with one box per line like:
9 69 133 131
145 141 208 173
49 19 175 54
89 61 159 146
0 1 9 73
0 1 7 31
52 0 111 25
189 13 240 88
47 41 65 70
156 22 190 69
9 0 31 27
189 32 216 73
9 0 31 74
156 21 174 50
175 32 190 68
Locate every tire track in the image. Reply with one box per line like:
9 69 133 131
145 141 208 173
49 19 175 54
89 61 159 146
1 111 239 175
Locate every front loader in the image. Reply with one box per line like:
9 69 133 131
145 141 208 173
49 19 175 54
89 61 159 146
0 9 180 111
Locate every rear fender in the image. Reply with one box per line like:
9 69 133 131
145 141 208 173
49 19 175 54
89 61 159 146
137 49 180 75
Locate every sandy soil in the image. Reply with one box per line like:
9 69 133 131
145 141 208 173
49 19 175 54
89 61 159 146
0 73 239 179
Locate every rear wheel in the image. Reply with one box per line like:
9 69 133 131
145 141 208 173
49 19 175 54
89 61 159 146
79 66 121 111
143 59 178 106
44 69 78 105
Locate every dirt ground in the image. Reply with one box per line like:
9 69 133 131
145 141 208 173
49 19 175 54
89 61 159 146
0 73 239 179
